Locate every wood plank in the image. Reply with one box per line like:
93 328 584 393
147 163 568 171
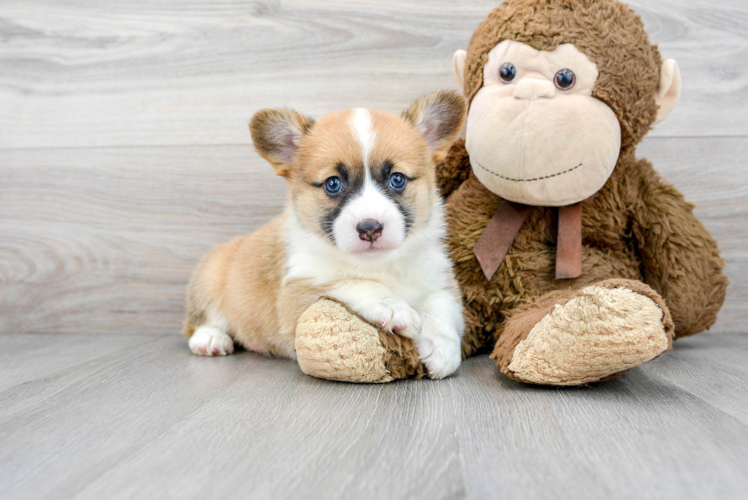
0 335 463 500
452 347 748 500
1 334 747 499
0 333 157 391
0 336 254 497
74 366 464 500
0 136 745 335
644 332 748 424
1 0 747 150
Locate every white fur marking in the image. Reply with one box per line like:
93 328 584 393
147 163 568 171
353 108 375 174
415 290 465 379
332 181 406 254
190 326 234 356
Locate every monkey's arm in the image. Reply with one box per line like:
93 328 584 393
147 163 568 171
436 139 472 198
630 158 728 338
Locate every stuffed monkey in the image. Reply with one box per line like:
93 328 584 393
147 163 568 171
295 0 728 385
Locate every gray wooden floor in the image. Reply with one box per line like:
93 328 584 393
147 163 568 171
1 332 747 499
2 0 748 498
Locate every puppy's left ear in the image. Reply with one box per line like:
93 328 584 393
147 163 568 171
402 91 467 161
250 108 316 177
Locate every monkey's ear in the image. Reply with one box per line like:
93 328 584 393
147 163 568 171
403 91 467 160
453 50 467 93
654 59 681 126
249 109 316 177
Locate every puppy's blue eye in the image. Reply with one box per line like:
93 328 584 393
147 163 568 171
390 173 406 190
324 176 342 195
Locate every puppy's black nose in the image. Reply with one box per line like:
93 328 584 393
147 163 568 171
356 219 384 242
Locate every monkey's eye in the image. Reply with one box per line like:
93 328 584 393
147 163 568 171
554 69 576 90
499 63 517 84
324 176 343 195
389 173 406 190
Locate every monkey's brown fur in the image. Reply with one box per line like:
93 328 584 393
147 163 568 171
443 0 728 361
295 0 728 385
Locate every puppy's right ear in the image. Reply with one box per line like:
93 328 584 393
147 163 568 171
249 109 316 177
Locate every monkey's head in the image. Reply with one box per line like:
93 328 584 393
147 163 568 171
454 0 681 206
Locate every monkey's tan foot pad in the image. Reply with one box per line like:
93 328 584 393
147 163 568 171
495 280 675 386
295 298 427 383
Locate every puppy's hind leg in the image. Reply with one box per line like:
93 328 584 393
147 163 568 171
183 292 235 357
188 317 235 357
183 237 243 357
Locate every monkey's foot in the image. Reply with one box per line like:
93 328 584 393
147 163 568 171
492 279 674 386
295 298 426 383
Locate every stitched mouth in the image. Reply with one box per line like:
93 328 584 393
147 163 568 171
476 161 583 182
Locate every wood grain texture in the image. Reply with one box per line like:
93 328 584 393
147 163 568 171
453 343 748 500
1 137 745 335
0 333 157 391
0 333 747 500
0 0 747 150
0 145 286 334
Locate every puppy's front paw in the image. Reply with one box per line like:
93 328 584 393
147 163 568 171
358 298 422 337
189 327 234 356
416 335 461 380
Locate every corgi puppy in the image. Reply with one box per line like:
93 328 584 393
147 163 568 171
183 91 467 379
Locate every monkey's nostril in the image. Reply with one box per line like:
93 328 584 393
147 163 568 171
356 219 384 242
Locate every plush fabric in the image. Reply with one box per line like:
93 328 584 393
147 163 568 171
463 0 662 153
495 279 673 385
465 40 622 206
446 142 727 361
440 1 728 378
295 298 425 383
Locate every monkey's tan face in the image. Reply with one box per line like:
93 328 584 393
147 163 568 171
465 40 621 207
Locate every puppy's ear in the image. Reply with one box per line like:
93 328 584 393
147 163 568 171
402 91 467 161
249 109 316 177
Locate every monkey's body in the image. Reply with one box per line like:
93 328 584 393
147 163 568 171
440 142 726 382
293 0 728 386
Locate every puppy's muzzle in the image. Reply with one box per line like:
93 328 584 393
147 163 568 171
356 219 384 242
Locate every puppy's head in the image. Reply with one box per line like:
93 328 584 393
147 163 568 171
250 91 466 257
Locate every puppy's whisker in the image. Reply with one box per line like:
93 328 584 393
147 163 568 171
413 228 437 249
410 230 429 252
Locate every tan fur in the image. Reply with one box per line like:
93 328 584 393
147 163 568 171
290 109 436 241
250 109 316 176
369 110 436 228
183 216 296 356
401 90 467 161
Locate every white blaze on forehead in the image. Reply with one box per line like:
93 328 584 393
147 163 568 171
352 108 376 175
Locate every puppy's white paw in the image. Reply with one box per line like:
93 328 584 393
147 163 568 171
189 327 234 356
416 335 462 380
358 298 422 337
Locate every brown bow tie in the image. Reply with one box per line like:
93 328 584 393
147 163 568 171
474 200 587 281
